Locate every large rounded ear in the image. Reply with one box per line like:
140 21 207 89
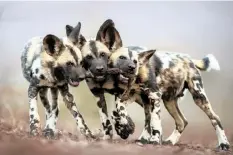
66 25 74 37
96 19 122 51
43 34 63 56
66 22 81 43
138 49 156 65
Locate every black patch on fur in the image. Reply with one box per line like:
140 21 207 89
169 61 175 68
55 109 59 117
28 85 38 98
189 62 195 68
152 130 160 136
30 115 34 119
153 55 163 76
162 87 177 102
203 57 210 69
35 68 39 74
120 106 125 110
40 74 45 80
69 48 79 64
148 66 159 92
54 66 65 81
89 41 98 57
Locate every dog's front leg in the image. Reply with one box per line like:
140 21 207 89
58 84 94 139
111 97 135 139
91 88 113 140
148 91 162 145
137 88 162 145
28 84 40 136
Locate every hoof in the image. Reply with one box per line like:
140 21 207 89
42 128 55 139
218 143 230 151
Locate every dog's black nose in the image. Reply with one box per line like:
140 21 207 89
96 66 104 72
128 64 135 71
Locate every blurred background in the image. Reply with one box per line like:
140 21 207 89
0 1 232 144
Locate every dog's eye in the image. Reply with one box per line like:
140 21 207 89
100 52 106 57
133 60 137 64
86 55 93 60
66 61 74 66
119 56 126 60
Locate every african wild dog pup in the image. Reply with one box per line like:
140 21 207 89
64 19 139 140
21 22 94 139
113 46 230 150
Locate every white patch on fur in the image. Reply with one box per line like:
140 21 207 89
25 37 43 68
156 52 173 69
115 98 128 125
45 114 56 131
94 97 112 139
29 97 40 125
205 54 220 71
216 126 230 146
193 80 207 97
165 129 181 145
137 128 151 141
149 92 161 101
150 102 162 143
31 57 41 78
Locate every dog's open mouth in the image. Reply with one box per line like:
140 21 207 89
68 79 80 87
94 75 105 81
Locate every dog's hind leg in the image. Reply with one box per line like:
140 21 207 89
187 74 230 150
28 84 40 136
163 98 188 145
58 84 94 139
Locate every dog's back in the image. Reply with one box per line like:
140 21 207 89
21 36 44 83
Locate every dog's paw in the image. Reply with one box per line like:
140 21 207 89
218 143 230 151
42 128 55 139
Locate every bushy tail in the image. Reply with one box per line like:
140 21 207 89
193 54 220 72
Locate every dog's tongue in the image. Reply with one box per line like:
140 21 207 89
72 81 79 86
69 80 79 87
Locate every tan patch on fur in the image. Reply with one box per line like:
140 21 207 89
109 47 129 65
138 65 149 82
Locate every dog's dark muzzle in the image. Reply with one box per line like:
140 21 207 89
68 67 85 87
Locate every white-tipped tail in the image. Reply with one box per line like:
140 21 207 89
193 54 220 72
206 54 220 71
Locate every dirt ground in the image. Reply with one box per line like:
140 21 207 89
0 119 232 155
1 1 233 155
